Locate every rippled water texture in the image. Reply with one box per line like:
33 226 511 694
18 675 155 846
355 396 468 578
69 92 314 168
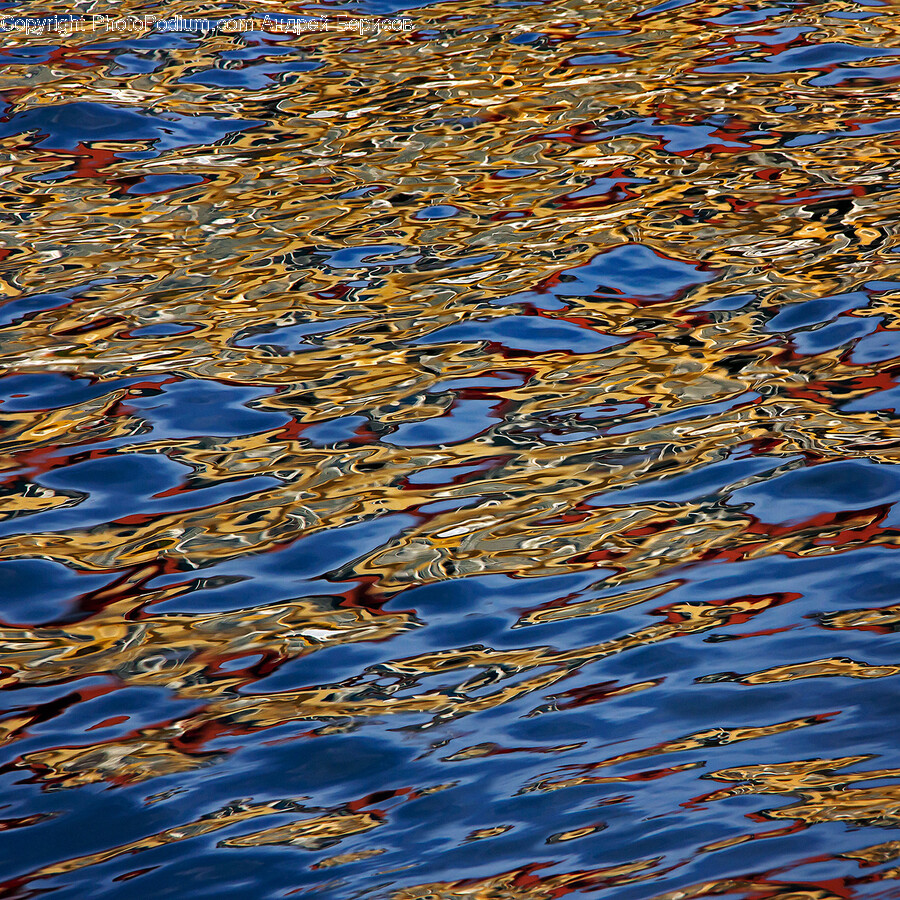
1 0 900 896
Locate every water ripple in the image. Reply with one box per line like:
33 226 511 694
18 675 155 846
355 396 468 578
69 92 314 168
1 0 900 897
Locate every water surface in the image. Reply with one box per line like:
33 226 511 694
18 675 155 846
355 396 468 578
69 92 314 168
1 0 900 897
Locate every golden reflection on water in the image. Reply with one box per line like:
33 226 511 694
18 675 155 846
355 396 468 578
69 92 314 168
1 0 900 894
